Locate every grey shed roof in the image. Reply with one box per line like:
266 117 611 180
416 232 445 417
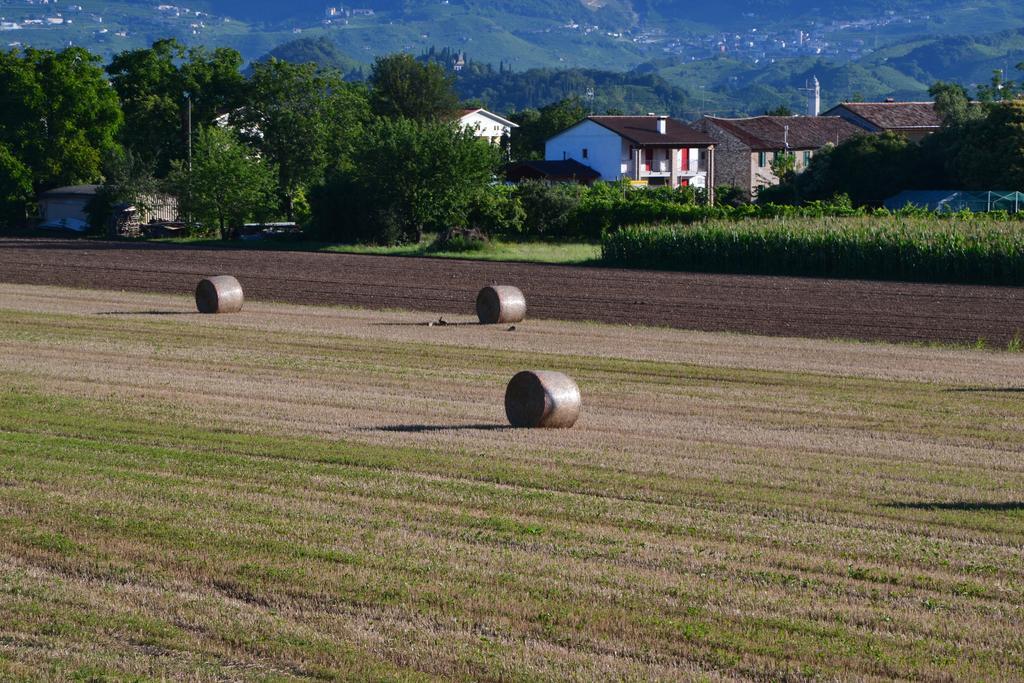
39 184 100 198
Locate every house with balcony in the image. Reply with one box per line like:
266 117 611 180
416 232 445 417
543 115 716 194
694 115 863 199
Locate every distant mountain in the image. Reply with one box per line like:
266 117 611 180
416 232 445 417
7 0 1024 117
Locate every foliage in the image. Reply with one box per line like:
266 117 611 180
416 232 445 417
506 180 711 239
929 81 980 127
106 39 245 176
715 184 750 208
427 227 491 253
769 152 796 183
234 59 370 218
950 100 1024 191
507 97 588 161
369 53 460 122
512 180 585 236
0 143 33 227
465 184 525 235
602 215 1024 285
166 126 277 238
0 46 122 194
257 36 364 80
85 150 163 232
759 132 927 206
309 119 501 244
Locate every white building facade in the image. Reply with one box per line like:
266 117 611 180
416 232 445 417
457 108 518 145
544 115 715 190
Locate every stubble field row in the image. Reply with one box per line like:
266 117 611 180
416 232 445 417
0 284 1022 680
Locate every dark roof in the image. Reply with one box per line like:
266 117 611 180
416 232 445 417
505 159 600 183
824 102 941 130
586 115 715 147
702 116 862 150
39 184 100 198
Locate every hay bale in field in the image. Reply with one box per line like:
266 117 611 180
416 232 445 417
504 370 581 428
476 285 526 324
195 275 244 314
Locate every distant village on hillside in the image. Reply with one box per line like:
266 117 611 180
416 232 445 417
1 0 936 65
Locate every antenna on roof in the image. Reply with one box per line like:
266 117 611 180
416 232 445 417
585 87 595 115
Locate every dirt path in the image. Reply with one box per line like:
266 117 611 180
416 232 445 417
0 237 1020 344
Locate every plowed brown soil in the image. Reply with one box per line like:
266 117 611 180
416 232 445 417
1 237 1021 344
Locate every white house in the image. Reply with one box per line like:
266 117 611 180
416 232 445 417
544 115 716 192
457 108 517 145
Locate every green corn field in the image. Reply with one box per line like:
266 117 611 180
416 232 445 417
601 216 1024 285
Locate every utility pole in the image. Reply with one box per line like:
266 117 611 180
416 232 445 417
185 91 192 172
184 91 192 228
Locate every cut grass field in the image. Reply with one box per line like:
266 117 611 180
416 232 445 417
1 284 1023 680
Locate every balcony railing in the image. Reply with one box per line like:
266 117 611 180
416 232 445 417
623 161 705 177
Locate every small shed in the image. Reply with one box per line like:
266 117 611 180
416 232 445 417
38 184 100 224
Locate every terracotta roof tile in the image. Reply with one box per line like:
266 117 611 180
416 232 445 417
702 116 863 150
587 115 715 146
828 102 941 130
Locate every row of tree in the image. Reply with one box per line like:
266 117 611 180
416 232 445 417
0 41 520 242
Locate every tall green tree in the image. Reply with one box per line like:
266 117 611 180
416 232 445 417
953 100 1024 190
167 126 277 239
368 53 460 122
0 143 32 226
929 81 977 127
85 150 162 232
234 59 370 219
310 119 500 244
106 39 245 176
507 97 587 161
760 132 921 205
0 47 122 193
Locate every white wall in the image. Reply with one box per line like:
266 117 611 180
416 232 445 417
545 120 624 180
459 111 513 143
40 197 90 222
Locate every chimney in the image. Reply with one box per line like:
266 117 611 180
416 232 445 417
656 115 667 135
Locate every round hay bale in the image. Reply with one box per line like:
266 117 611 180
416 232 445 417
195 275 244 314
504 370 581 428
476 285 526 324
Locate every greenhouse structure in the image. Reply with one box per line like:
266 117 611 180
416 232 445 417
884 190 1024 213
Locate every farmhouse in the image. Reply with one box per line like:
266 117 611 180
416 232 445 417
544 115 716 192
694 115 863 199
456 108 518 145
820 101 941 141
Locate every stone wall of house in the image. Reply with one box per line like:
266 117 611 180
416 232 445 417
751 153 779 199
694 119 754 198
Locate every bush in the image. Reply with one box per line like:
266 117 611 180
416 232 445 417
512 179 583 236
601 215 1024 285
466 185 524 235
428 227 491 252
